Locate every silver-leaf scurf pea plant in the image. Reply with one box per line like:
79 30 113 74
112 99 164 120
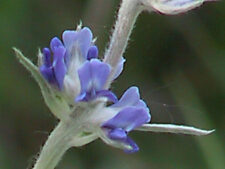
13 0 215 168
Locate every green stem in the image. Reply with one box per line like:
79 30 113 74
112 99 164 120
32 104 100 169
33 122 75 169
103 0 142 87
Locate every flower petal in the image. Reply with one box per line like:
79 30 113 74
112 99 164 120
106 128 139 153
96 90 118 103
124 137 139 153
89 59 111 90
62 28 93 66
62 30 78 65
39 65 56 84
77 27 93 58
108 128 127 141
102 107 150 132
111 87 140 108
78 59 111 93
77 61 92 93
50 37 63 52
76 59 111 101
62 30 78 49
87 45 98 60
52 46 67 89
136 99 147 108
42 48 52 67
63 28 93 58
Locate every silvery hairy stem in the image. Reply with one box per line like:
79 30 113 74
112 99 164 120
104 0 143 87
104 0 210 87
33 122 72 169
32 106 98 169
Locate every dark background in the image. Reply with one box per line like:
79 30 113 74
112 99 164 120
0 0 224 168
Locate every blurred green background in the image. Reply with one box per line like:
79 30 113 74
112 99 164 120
0 0 224 169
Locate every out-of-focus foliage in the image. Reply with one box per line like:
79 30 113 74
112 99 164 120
0 0 224 168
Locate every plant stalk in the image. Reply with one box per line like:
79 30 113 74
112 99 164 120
33 122 75 169
104 0 142 87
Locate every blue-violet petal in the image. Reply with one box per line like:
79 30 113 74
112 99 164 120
96 90 118 103
102 107 150 132
111 87 140 108
87 45 98 60
108 128 127 141
78 59 110 93
52 46 67 89
50 37 63 52
42 48 52 67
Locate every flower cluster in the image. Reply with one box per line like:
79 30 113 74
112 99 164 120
39 27 151 153
13 0 214 167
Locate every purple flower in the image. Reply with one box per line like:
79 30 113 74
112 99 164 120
87 45 98 60
62 28 96 64
39 27 97 89
39 27 123 103
39 38 67 89
76 59 117 103
101 87 151 153
38 27 151 153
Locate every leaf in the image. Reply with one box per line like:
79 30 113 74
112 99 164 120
136 123 215 135
13 48 70 121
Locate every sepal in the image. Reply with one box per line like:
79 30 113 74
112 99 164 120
70 132 98 147
13 48 70 121
136 123 215 135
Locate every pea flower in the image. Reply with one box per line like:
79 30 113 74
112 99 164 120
100 87 151 153
39 27 119 105
14 25 213 169
13 0 215 168
37 26 149 153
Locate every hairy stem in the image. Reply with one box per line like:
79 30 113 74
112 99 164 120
32 104 100 169
33 122 77 169
104 0 143 87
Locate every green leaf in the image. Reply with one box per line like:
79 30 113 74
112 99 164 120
13 48 70 121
